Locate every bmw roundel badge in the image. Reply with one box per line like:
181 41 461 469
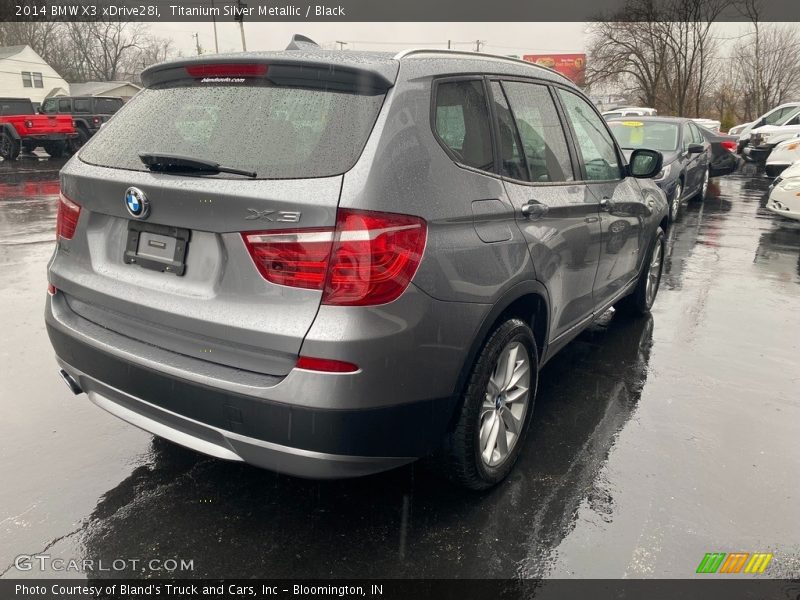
125 187 149 219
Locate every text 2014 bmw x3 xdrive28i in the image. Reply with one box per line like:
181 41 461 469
46 37 668 489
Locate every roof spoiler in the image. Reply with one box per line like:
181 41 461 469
286 35 320 51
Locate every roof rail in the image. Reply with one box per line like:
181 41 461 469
392 48 572 83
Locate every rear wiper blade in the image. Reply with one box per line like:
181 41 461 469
138 152 256 178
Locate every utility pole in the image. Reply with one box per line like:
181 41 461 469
234 0 248 52
192 32 202 56
475 40 485 52
210 0 219 53
335 41 348 50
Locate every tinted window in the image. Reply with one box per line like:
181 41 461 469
434 80 494 172
0 100 34 115
501 81 573 182
73 99 91 113
489 82 526 180
558 89 622 181
95 97 124 114
608 120 679 152
80 83 385 179
58 99 71 112
41 98 58 114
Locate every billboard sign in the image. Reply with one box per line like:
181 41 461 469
522 54 586 85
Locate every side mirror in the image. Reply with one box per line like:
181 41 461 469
629 149 663 179
687 143 705 154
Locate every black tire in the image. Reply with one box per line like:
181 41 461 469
436 318 539 490
43 141 66 158
68 127 88 153
0 132 20 160
616 227 665 316
693 167 710 201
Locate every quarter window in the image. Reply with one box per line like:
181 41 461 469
434 80 494 172
501 81 574 182
489 82 527 181
557 89 622 181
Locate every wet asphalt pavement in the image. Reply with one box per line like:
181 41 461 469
0 157 798 580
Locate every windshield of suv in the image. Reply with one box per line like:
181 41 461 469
607 120 679 152
79 83 385 179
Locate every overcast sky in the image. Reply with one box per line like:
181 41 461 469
149 21 763 57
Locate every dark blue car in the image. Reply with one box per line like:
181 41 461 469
608 117 711 221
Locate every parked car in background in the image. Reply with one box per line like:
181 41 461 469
699 128 740 178
602 106 657 120
692 118 721 133
45 44 669 490
608 116 710 221
39 96 124 150
744 108 800 164
767 161 800 221
734 102 800 152
764 136 800 177
0 97 77 159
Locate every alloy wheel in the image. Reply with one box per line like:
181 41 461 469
479 341 531 467
645 240 663 307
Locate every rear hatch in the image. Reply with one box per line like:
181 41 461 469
51 56 395 377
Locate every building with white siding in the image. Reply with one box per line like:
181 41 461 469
0 45 69 106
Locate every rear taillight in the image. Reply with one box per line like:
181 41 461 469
720 140 737 153
92 116 101 125
323 210 427 306
56 193 81 240
242 209 427 306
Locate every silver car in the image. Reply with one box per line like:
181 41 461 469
46 38 668 489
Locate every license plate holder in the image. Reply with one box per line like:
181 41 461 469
124 221 190 276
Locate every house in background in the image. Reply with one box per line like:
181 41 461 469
0 45 69 106
68 81 141 101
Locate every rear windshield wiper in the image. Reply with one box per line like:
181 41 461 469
138 152 257 178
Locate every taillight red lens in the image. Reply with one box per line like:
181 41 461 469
242 229 334 290
296 356 359 373
721 140 737 153
322 209 427 306
185 63 268 78
56 193 81 240
242 209 427 306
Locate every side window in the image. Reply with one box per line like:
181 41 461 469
434 80 494 172
41 99 57 114
766 107 794 125
682 124 693 150
690 122 704 144
489 82 527 181
58 98 71 112
501 81 574 182
557 89 622 181
73 99 91 113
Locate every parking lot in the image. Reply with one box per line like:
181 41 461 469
0 157 798 579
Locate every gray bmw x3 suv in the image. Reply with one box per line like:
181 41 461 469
46 38 668 489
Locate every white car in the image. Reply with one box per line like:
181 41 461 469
744 107 800 163
767 161 800 221
733 102 800 149
692 118 721 132
765 137 800 177
602 106 657 120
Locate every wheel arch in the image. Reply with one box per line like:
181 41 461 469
1 123 21 140
450 281 551 407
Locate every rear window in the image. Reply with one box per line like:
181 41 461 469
94 97 123 114
0 100 34 115
79 83 385 179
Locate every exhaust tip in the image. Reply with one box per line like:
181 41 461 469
59 369 83 395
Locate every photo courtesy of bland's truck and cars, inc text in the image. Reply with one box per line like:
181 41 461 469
0 1 798 598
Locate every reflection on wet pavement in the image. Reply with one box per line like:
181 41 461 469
0 160 798 579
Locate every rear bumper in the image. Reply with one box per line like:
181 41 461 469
22 133 77 143
45 293 461 478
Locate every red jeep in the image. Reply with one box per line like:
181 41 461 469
0 97 77 160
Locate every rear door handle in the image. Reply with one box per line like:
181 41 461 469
600 197 615 212
521 201 549 219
